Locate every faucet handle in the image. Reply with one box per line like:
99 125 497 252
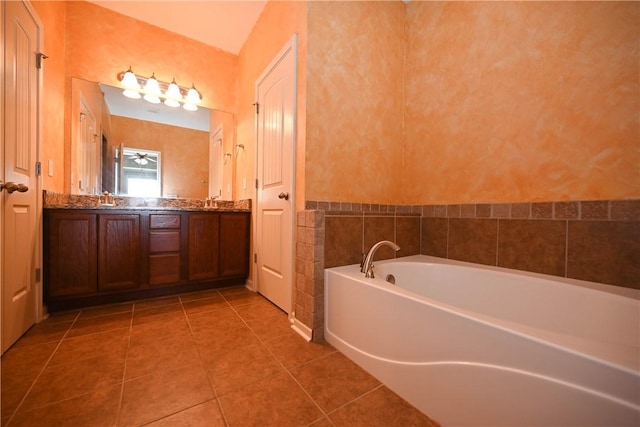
359 253 366 272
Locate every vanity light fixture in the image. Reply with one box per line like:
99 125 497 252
117 67 203 111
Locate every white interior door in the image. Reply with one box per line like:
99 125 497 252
2 0 41 353
255 36 297 313
209 126 223 199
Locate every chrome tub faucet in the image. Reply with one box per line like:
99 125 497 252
361 240 400 278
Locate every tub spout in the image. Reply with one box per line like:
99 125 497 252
361 240 400 278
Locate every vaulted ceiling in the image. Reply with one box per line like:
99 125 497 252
89 1 268 54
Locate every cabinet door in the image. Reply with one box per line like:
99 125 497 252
188 213 219 280
46 212 97 297
98 214 141 291
220 213 250 277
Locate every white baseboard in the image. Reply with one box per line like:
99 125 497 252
290 317 312 341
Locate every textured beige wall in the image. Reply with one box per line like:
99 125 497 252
403 1 639 204
305 1 406 205
32 1 66 192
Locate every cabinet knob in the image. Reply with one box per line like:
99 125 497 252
278 192 289 201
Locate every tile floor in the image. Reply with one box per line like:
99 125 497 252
1 286 440 426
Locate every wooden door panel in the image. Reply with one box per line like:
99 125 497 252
98 214 140 291
220 213 250 277
149 254 181 285
188 213 219 280
47 213 97 297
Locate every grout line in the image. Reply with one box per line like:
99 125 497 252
114 303 135 427
323 383 386 419
4 311 81 426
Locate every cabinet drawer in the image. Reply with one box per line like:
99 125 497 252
150 214 180 229
149 231 180 253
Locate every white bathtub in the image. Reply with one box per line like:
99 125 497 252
324 255 640 427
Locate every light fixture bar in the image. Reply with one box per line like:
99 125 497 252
117 68 203 111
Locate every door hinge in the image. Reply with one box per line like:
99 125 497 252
253 102 259 114
254 253 257 263
36 52 48 69
35 161 42 176
35 268 41 282
255 179 259 190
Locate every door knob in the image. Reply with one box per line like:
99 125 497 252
1 181 29 194
278 192 289 200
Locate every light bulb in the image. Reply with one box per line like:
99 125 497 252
123 89 141 99
186 84 201 104
164 78 182 107
121 67 139 89
143 94 161 104
143 73 162 104
183 102 198 111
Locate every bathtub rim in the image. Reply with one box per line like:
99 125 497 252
327 254 639 301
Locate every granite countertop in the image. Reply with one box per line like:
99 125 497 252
43 191 251 212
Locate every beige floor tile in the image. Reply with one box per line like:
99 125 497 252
290 351 381 413
179 289 224 302
129 317 191 347
8 384 122 427
194 324 260 357
219 372 323 427
220 287 265 306
144 399 226 427
132 303 185 326
134 295 180 310
78 302 134 319
204 342 286 396
49 328 129 366
12 320 72 347
266 331 336 368
66 311 132 338
329 386 440 427
1 342 58 416
125 333 199 380
309 417 335 427
20 351 125 412
118 363 214 427
187 307 246 335
181 294 229 315
41 310 80 324
232 298 285 322
245 311 294 341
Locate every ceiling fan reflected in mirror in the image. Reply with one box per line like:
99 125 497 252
129 152 157 165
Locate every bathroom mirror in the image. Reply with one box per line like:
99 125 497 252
70 78 234 200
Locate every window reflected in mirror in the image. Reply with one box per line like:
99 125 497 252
121 148 161 197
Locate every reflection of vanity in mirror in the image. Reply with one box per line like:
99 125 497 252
70 77 234 200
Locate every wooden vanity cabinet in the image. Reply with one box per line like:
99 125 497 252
44 209 250 311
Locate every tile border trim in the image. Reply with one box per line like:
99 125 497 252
306 199 639 221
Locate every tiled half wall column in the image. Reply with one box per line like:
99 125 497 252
296 199 639 342
296 202 423 342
